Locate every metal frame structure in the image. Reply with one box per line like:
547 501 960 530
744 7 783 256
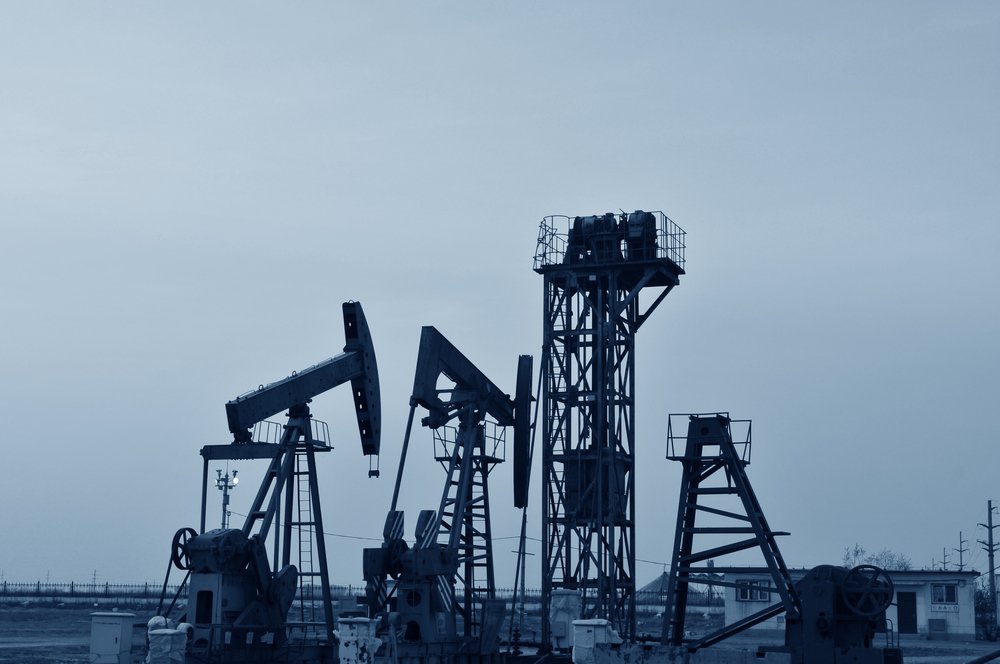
173 301 380 659
411 326 518 635
661 413 902 664
534 211 684 644
661 413 799 650
364 326 531 659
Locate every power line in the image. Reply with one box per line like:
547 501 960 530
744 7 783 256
228 510 383 542
228 514 674 566
494 535 669 566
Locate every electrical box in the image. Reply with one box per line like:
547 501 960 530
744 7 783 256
90 612 135 664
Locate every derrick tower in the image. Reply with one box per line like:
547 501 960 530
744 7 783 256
534 211 685 644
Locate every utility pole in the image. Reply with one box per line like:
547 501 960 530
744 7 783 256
941 548 951 571
979 500 999 638
955 531 969 572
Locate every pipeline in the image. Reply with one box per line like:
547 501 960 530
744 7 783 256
967 649 1000 664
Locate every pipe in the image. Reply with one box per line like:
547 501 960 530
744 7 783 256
390 404 417 513
967 650 1000 664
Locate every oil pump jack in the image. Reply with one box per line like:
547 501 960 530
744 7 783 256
363 326 532 664
163 301 380 663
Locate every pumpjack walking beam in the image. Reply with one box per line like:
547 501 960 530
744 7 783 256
223 300 379 451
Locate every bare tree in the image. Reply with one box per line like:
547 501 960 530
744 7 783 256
866 548 913 571
843 543 867 568
842 543 912 571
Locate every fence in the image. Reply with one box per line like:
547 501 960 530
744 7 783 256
0 582 365 605
0 582 718 611
495 588 720 607
0 581 183 604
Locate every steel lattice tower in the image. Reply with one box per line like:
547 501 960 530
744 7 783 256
534 212 685 645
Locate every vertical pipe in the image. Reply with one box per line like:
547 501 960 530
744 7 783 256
282 452 295 568
390 405 417 513
540 278 554 650
200 457 209 533
626 285 638 642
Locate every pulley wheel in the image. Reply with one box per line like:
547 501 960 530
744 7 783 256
841 564 894 617
171 527 198 570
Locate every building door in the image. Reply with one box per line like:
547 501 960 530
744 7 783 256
897 592 918 634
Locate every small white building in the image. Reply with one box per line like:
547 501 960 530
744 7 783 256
724 567 978 640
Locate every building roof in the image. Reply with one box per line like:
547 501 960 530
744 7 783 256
722 566 979 580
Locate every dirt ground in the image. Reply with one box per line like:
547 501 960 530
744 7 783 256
720 631 1000 664
0 605 152 664
4 605 1000 664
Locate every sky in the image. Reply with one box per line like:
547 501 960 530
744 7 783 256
0 2 998 589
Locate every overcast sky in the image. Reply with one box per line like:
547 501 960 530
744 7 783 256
1 3 997 588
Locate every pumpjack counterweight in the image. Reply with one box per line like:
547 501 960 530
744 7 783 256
534 211 685 646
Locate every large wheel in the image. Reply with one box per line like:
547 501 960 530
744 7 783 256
171 527 198 570
841 565 894 617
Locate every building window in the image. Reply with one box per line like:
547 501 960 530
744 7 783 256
737 580 771 602
931 584 957 604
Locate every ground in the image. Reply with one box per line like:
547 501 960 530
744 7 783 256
0 605 151 664
3 604 1000 664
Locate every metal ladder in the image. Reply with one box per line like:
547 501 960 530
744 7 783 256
289 447 330 638
434 416 499 637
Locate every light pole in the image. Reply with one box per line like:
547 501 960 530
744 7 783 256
215 469 239 529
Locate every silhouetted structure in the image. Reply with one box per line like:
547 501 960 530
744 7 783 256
533 211 685 645
163 301 380 662
363 326 532 663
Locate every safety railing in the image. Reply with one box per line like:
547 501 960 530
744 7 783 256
666 413 752 463
882 617 897 648
433 419 506 465
252 420 284 444
250 418 330 446
534 211 686 270
311 419 331 447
